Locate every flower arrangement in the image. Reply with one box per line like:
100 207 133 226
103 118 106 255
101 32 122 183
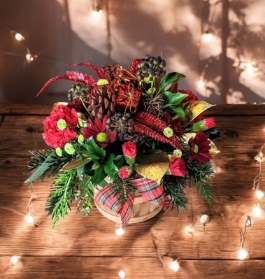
25 54 220 228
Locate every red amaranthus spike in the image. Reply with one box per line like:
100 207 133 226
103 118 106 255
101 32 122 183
36 71 96 97
135 111 182 149
135 111 167 132
133 122 181 149
72 62 108 80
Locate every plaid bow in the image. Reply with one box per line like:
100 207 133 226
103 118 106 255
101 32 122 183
95 177 164 226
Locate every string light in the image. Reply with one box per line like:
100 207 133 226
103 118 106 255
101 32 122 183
118 270 126 279
0 23 37 63
256 190 264 200
10 256 19 265
14 32 25 41
237 216 250 260
169 260 180 272
202 30 213 42
115 227 125 236
238 248 248 260
24 213 34 224
197 78 205 88
185 225 193 233
200 214 209 224
252 204 262 217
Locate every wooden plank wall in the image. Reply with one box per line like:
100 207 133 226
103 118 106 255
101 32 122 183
1 103 265 279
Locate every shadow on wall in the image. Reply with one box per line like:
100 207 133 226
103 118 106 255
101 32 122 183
0 0 114 104
0 0 264 105
108 0 224 103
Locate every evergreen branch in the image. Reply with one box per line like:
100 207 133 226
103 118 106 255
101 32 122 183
75 175 94 215
111 178 136 205
163 175 188 213
25 149 76 182
46 169 77 228
186 161 215 205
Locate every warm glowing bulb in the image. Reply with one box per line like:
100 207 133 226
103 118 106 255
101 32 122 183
26 54 34 63
202 32 212 42
118 270 126 279
185 226 193 233
15 33 24 41
256 190 264 200
169 260 180 272
200 214 209 224
238 248 248 260
24 214 34 224
252 205 262 217
10 256 19 265
115 227 124 236
197 78 205 88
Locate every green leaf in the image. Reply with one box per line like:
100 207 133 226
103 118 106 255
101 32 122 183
158 72 185 93
81 137 106 160
91 167 107 185
163 91 188 107
171 107 185 121
24 151 55 183
104 153 118 182
77 165 85 177
114 155 125 169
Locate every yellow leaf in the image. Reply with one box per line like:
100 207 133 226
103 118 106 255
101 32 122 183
184 101 215 123
134 150 169 182
209 140 220 156
134 162 169 182
63 157 91 170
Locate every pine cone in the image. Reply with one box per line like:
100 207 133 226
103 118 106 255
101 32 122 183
86 85 116 118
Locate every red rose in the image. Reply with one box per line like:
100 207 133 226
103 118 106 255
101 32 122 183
42 105 78 148
169 156 186 176
118 166 132 179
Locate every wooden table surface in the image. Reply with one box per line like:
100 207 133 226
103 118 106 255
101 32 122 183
1 103 265 279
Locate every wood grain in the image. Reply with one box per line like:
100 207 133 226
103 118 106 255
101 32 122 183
1 104 265 278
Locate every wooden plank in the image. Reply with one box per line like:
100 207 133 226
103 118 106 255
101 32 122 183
0 103 52 116
1 256 265 279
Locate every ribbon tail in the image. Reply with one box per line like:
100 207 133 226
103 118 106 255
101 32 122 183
94 184 134 227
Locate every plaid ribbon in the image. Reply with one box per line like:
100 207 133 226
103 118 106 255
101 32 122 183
131 177 165 206
94 184 134 227
95 177 164 226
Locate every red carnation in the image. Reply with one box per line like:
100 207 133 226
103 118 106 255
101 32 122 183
42 105 78 148
118 166 133 179
169 156 186 176
122 141 137 165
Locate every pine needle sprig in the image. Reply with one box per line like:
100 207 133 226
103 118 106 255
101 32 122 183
186 161 215 205
26 149 76 182
111 178 136 205
46 169 77 228
163 175 188 213
75 175 94 215
27 150 53 172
